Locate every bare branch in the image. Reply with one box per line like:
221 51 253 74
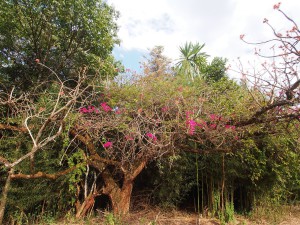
10 166 77 180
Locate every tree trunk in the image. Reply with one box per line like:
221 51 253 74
221 154 225 213
76 192 97 218
109 180 133 215
0 169 13 225
102 161 146 215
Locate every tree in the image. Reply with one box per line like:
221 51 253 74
204 57 227 82
69 4 300 218
69 70 252 215
235 3 300 127
176 42 209 80
0 0 119 91
0 65 89 224
142 46 173 77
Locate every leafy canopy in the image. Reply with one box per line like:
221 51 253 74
0 0 119 90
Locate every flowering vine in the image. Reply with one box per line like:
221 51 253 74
146 133 157 142
79 106 99 114
100 102 112 112
103 141 112 148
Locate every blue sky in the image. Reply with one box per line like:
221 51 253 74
113 46 145 73
108 0 300 75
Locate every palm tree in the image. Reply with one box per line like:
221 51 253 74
176 42 209 81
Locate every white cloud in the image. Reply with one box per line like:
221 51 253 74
108 0 300 63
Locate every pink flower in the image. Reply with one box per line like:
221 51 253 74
188 119 197 135
225 125 236 131
103 142 112 148
210 124 217 129
185 111 193 125
197 121 207 129
209 114 220 121
186 111 193 118
88 106 95 113
79 106 98 114
240 34 245 40
162 106 168 113
79 107 89 113
115 109 122 114
146 133 157 141
273 2 281 10
125 135 134 141
146 133 154 138
100 102 112 112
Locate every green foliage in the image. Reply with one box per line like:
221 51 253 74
152 153 196 208
176 42 209 80
0 0 119 90
104 212 121 225
1 25 300 224
212 189 221 217
203 57 227 82
224 201 235 223
67 150 86 204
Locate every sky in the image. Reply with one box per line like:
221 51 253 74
107 0 300 75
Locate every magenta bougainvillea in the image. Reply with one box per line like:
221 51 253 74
225 124 236 131
103 141 112 148
161 106 168 113
100 102 112 112
209 124 217 129
187 119 197 135
209 114 222 121
146 133 157 141
125 135 134 141
79 106 99 114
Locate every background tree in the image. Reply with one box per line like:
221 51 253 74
142 46 173 77
176 42 209 80
203 57 227 82
0 0 119 91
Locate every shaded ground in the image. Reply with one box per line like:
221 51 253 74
53 206 300 225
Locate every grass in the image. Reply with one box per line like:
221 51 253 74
11 205 300 225
247 204 300 225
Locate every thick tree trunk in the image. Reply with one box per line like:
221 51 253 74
109 180 133 215
0 169 13 225
102 161 146 215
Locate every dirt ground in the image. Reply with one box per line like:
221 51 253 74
55 206 300 225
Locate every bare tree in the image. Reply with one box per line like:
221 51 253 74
0 65 89 224
234 3 300 128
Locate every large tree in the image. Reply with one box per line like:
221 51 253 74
0 0 119 90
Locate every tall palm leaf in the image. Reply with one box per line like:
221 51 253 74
176 42 209 80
